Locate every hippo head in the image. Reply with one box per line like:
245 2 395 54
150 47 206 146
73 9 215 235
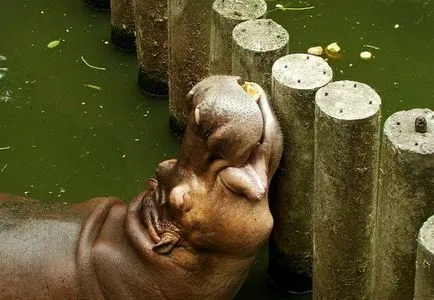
138 78 283 260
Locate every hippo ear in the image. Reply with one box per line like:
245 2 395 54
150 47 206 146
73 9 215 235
169 183 193 212
152 232 180 255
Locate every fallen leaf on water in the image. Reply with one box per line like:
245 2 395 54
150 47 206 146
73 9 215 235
47 40 61 48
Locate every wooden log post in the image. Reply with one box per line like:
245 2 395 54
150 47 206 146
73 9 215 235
168 0 215 133
232 19 289 96
85 0 110 11
132 0 168 95
313 81 381 300
268 54 333 293
414 215 434 300
372 108 434 299
210 0 267 75
111 0 136 52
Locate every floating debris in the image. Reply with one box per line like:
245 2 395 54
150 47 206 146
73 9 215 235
47 39 61 48
364 44 381 50
1 164 7 172
81 56 106 71
325 42 342 59
273 3 315 12
394 24 400 29
307 46 323 56
0 55 6 61
83 83 102 91
360 51 373 60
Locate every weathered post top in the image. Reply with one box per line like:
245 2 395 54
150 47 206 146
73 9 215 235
273 54 332 90
232 19 289 95
232 19 288 53
213 0 267 20
315 81 381 121
384 108 433 154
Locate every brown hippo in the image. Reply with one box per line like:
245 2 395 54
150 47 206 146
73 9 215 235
0 79 282 299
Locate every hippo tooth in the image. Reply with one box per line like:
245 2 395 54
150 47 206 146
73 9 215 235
195 106 200 126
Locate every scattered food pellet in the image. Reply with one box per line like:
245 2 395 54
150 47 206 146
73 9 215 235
360 51 373 60
307 46 323 56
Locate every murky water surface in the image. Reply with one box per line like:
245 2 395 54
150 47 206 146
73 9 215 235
0 0 433 299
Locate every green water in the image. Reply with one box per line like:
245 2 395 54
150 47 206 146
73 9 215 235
0 0 433 299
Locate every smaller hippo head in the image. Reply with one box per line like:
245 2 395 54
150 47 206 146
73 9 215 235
183 76 264 170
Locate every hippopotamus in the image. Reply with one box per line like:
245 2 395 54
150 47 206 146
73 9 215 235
0 78 283 299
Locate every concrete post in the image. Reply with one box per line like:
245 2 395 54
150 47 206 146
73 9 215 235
210 0 267 75
232 19 289 96
313 81 381 300
168 0 215 133
268 53 333 293
372 108 434 299
111 0 136 52
414 215 434 300
132 0 168 95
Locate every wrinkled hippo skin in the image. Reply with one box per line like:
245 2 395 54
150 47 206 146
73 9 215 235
0 78 282 299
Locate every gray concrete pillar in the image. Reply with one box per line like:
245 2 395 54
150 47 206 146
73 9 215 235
313 81 381 300
168 0 215 133
372 108 434 300
268 53 332 293
414 215 434 300
111 0 136 52
232 19 289 96
210 0 267 75
132 0 168 95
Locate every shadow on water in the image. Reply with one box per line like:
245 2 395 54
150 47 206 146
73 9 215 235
0 0 433 299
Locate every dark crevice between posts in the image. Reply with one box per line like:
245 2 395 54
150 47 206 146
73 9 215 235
138 72 168 97
111 27 136 53
85 0 110 11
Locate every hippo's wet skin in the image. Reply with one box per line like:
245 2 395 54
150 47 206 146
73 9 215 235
0 78 283 299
